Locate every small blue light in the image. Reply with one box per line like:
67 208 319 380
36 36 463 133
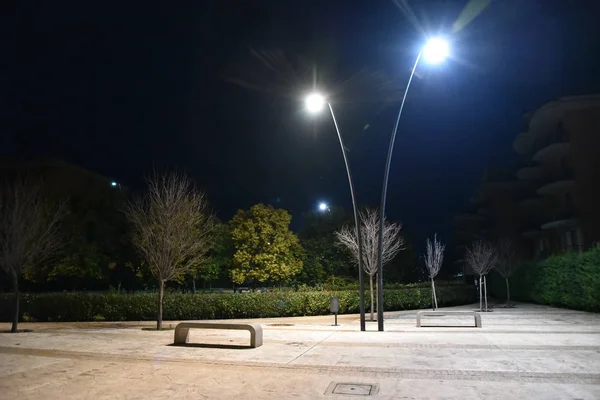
110 181 118 187
319 202 328 212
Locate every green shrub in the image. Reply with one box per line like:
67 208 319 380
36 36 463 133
0 284 476 322
321 277 467 291
24 293 102 322
489 245 600 312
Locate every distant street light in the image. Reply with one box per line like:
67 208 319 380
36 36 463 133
318 202 329 212
376 37 450 331
305 93 326 113
110 181 118 187
422 37 450 64
306 93 366 332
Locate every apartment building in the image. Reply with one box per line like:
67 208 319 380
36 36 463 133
454 94 600 260
514 94 600 256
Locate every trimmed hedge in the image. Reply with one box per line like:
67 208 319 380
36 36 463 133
489 245 600 312
319 279 467 291
0 284 476 322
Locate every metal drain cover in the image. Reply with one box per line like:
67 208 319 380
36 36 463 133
334 384 372 395
325 382 379 396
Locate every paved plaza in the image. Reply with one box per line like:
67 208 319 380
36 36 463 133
1 303 599 399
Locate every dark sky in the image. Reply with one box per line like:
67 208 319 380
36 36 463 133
6 0 600 247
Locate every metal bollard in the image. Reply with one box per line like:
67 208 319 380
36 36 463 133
330 296 339 326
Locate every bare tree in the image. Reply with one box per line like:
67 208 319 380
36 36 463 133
423 234 445 310
125 171 214 329
465 241 497 312
0 179 65 332
495 239 520 307
335 208 404 321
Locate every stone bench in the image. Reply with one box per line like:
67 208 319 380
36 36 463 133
416 310 482 328
173 322 263 348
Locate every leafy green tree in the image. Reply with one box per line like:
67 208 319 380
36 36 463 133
299 238 328 284
188 222 234 291
9 161 133 291
230 204 303 285
299 207 353 284
385 235 422 283
44 187 129 289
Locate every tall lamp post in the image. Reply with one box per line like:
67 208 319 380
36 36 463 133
376 37 450 331
306 93 366 332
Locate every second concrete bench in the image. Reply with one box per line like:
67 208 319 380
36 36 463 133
173 322 263 348
416 310 482 328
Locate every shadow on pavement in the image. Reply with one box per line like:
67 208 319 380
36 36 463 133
168 343 253 350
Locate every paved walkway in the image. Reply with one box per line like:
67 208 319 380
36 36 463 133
1 303 599 399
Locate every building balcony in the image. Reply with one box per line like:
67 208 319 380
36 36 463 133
516 166 542 180
513 132 534 155
541 217 579 231
519 196 545 209
522 229 544 238
533 142 570 162
540 206 578 230
513 94 600 156
537 179 575 196
520 216 545 238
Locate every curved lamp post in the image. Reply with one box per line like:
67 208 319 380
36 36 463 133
306 93 366 332
376 37 450 331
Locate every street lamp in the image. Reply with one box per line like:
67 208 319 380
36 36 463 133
306 93 326 113
422 37 449 64
318 202 329 212
376 37 449 331
306 93 367 332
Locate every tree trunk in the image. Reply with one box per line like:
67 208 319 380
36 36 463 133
479 274 483 312
11 269 19 333
431 279 438 310
483 275 488 311
431 288 435 311
369 274 375 321
157 279 164 330
505 277 510 306
192 278 196 294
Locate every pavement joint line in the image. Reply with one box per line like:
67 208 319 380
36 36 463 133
284 327 340 366
267 341 600 351
28 327 600 335
2 345 599 385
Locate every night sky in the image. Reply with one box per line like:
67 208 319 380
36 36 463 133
6 0 600 248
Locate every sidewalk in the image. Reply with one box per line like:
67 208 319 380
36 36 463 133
1 303 599 399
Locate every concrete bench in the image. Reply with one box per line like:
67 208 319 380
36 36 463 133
173 322 263 348
416 310 482 328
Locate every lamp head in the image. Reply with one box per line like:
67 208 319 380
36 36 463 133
306 93 326 113
422 37 449 64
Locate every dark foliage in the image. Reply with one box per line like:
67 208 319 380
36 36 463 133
488 246 600 312
0 284 476 322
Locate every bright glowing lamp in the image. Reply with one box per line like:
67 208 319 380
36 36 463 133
306 93 326 113
318 202 328 212
422 37 449 64
110 181 118 187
